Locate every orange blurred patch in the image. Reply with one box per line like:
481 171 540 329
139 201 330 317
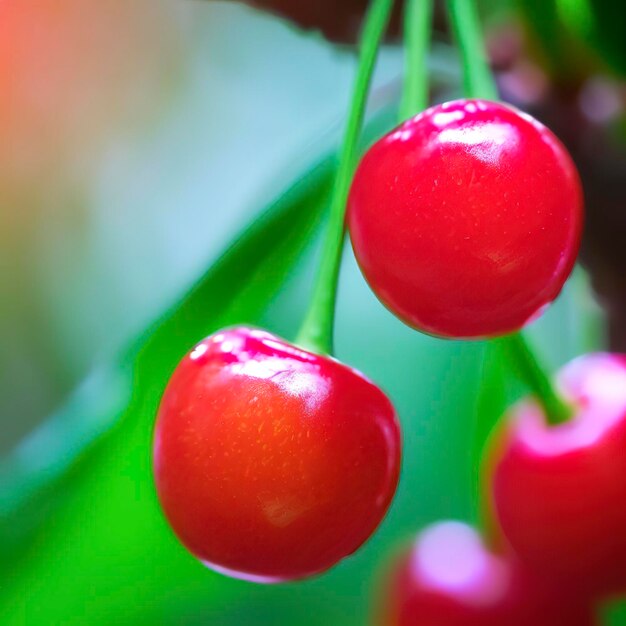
0 0 183 221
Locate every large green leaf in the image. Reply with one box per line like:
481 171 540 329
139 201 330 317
0 100 403 622
0 160 332 625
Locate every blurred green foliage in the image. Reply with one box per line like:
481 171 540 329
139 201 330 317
519 0 626 80
0 142 332 624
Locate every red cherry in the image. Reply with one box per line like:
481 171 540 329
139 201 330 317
379 521 596 626
348 98 583 338
489 353 626 596
153 326 401 582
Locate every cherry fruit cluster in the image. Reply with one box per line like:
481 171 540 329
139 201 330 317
150 1 622 623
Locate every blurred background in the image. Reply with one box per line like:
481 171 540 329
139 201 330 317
0 0 624 623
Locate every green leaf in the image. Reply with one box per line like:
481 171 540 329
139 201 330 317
603 599 626 626
0 103 400 623
0 154 334 535
0 361 132 556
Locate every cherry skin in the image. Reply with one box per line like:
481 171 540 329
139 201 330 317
348 98 583 339
488 353 626 597
153 326 401 582
379 521 596 626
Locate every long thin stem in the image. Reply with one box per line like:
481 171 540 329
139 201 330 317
399 0 434 121
445 0 497 100
497 334 571 424
296 0 393 355
446 0 572 425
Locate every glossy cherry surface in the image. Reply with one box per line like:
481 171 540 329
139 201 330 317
489 353 626 596
153 326 401 582
379 521 596 626
348 99 583 338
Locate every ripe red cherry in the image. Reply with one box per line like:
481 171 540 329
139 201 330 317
379 521 596 626
153 326 401 582
488 353 626 596
348 98 583 338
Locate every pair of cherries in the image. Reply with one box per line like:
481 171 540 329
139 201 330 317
153 98 595 605
384 352 626 625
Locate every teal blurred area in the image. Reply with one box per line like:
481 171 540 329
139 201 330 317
0 1 610 625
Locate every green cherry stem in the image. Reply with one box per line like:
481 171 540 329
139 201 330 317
399 0 433 121
296 0 393 355
447 0 572 425
445 0 497 101
497 333 571 424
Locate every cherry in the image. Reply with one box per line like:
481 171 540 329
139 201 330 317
347 98 583 339
488 353 626 597
153 326 401 582
378 521 596 626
